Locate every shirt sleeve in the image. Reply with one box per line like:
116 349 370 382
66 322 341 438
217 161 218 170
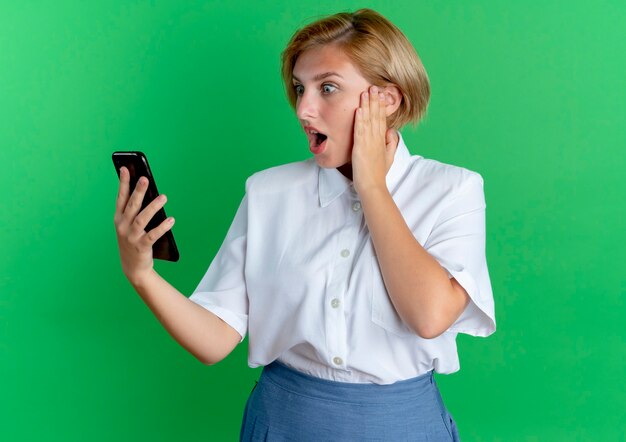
188 192 249 343
423 172 496 337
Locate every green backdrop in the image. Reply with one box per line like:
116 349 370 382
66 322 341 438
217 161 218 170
1 1 624 441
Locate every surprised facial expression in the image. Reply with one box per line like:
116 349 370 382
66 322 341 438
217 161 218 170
292 44 372 169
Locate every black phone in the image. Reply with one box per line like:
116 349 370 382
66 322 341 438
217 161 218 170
112 151 180 262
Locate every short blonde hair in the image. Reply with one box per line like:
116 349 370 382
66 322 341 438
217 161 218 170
280 8 430 129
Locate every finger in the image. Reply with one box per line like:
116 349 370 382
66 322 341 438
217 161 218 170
354 107 364 140
361 91 370 126
353 107 359 148
115 167 129 221
140 217 175 248
378 91 387 135
115 167 130 218
130 194 167 236
370 86 380 135
385 127 395 146
385 128 397 160
123 176 149 223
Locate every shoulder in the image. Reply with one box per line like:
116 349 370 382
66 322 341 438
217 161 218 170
408 155 484 198
244 158 317 195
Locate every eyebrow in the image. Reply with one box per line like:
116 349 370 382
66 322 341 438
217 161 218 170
292 72 344 82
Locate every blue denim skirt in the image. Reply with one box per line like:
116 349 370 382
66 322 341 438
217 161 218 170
240 360 460 441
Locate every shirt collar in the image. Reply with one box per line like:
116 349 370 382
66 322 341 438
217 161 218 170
318 130 413 207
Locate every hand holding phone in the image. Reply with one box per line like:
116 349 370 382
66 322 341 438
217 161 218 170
113 152 179 285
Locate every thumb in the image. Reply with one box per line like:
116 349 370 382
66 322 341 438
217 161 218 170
385 128 398 153
385 128 398 169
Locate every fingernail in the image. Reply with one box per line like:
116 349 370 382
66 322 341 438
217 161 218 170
379 92 385 100
364 92 368 98
371 86 378 93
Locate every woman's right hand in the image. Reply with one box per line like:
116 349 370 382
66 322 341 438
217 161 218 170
113 166 175 286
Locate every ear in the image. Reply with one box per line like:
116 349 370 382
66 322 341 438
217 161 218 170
381 85 402 117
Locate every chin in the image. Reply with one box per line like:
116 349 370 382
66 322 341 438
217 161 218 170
311 141 351 168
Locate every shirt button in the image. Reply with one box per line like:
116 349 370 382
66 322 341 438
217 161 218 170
331 298 340 308
352 201 361 211
340 249 350 258
333 356 343 366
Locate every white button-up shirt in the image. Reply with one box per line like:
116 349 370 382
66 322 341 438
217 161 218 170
189 131 496 384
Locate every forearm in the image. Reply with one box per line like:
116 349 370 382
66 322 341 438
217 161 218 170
360 187 464 338
130 270 241 365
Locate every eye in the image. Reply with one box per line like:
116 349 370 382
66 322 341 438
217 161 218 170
322 83 337 94
292 83 337 97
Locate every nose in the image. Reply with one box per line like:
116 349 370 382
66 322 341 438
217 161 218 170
296 89 318 121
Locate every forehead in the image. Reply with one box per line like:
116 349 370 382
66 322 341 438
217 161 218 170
292 44 363 82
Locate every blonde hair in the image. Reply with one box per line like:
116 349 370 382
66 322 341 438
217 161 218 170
280 8 430 129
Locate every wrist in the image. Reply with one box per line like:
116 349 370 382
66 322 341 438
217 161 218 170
127 268 159 291
357 184 390 200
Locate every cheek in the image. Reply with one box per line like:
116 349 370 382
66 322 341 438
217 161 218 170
325 99 358 138
337 106 356 132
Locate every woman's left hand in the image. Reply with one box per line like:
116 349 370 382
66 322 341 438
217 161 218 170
352 85 398 195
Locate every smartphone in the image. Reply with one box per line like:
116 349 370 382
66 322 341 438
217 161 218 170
112 151 180 262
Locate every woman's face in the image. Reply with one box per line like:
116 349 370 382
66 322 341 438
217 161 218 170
292 44 372 169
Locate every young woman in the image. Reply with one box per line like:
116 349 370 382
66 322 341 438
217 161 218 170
114 8 495 441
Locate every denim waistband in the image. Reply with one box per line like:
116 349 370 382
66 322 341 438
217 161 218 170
260 360 435 405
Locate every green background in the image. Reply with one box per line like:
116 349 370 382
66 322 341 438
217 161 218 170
1 1 624 441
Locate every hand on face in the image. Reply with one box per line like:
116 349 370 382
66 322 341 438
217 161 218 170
351 85 398 195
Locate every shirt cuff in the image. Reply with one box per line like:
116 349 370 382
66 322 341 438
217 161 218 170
188 296 247 343
443 266 496 337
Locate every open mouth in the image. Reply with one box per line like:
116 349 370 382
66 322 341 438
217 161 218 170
307 130 328 153
314 132 327 148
